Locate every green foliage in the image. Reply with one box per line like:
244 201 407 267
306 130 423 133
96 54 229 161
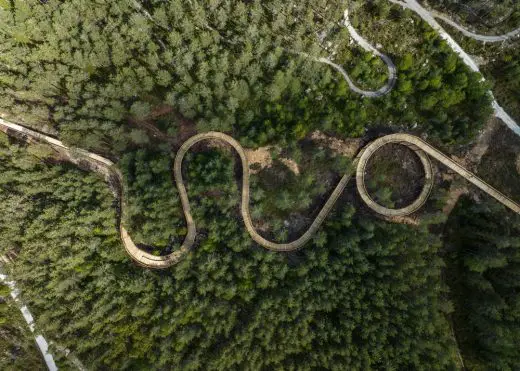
0 0 493 154
445 197 520 370
364 144 425 209
348 0 493 144
483 48 520 122
399 53 414 71
0 0 354 151
428 0 520 34
129 129 150 145
391 37 492 144
249 144 353 242
0 0 504 368
120 147 183 250
0 136 459 369
0 284 45 370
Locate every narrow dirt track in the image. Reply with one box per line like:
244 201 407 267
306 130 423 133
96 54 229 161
1 119 519 269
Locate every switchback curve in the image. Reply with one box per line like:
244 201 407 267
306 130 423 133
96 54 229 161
1 119 519 269
307 8 397 98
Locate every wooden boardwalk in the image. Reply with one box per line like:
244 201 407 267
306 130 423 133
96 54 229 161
1 119 519 269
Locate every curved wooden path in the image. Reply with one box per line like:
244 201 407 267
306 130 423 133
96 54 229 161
1 119 519 269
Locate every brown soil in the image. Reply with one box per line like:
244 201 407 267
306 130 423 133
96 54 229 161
244 146 301 176
364 144 425 209
175 112 197 144
477 120 520 201
149 104 174 119
310 130 363 158
442 118 497 216
244 146 274 174
461 118 497 170
279 157 300 175
381 214 421 226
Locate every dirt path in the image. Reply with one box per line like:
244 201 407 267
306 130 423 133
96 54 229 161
307 8 397 98
2 2 520 270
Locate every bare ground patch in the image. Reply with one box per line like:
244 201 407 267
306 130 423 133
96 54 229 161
443 117 498 216
245 146 274 174
245 146 300 176
310 130 363 158
279 157 300 175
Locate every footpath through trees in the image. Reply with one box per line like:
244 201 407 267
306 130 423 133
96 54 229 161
1 118 519 269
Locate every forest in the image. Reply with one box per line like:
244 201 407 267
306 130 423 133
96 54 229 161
0 131 459 369
0 0 518 369
0 282 44 370
444 197 520 370
0 0 491 154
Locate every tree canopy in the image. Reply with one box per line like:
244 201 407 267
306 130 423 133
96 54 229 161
0 133 460 369
444 197 520 370
0 0 492 153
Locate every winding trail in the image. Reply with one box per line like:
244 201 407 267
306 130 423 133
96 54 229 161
1 119 519 269
312 9 397 97
1 1 520 269
388 0 520 136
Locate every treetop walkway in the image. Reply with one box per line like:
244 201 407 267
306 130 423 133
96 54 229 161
1 119 519 269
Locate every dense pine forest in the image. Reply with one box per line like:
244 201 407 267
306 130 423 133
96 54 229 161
445 197 520 370
0 0 494 251
0 0 490 152
0 0 519 370
0 282 44 370
1 132 459 369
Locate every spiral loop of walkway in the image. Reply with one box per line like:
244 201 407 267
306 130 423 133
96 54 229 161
356 135 435 217
1 119 520 269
